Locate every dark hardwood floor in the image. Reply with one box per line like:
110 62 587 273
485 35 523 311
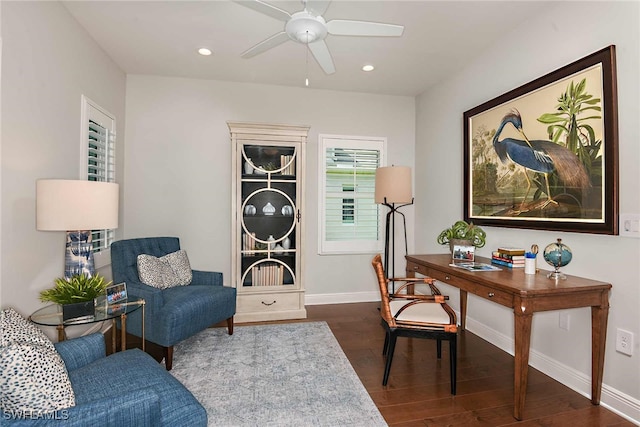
117 302 633 426
302 302 633 427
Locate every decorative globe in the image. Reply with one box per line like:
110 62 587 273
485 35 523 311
543 238 572 279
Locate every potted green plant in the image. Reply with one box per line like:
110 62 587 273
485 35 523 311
437 220 487 252
40 274 111 320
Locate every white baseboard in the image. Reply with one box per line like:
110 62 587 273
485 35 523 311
464 315 640 425
305 291 380 306
302 294 639 425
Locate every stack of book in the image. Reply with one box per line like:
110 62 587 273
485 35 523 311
251 264 284 286
280 155 295 175
492 247 526 268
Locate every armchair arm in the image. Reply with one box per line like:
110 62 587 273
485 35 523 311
393 277 440 296
54 333 105 372
65 388 161 426
191 270 223 286
3 389 161 426
125 281 164 314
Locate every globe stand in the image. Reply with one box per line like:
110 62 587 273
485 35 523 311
547 267 567 280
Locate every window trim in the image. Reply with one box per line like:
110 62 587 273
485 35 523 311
318 134 386 255
79 95 116 261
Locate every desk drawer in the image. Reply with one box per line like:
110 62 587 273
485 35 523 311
409 262 513 307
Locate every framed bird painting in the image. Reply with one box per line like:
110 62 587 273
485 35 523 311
463 45 618 235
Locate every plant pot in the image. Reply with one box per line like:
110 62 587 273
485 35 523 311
449 239 473 254
62 300 95 321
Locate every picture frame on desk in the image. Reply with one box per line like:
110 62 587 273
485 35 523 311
452 244 475 262
463 45 618 235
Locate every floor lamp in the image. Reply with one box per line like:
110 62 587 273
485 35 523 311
36 179 119 279
375 166 413 293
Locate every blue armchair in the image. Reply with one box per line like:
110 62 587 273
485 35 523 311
110 237 236 370
4 333 206 426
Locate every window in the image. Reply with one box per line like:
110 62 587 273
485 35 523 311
80 96 116 254
318 135 385 254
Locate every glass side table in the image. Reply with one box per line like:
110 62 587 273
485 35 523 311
29 299 145 353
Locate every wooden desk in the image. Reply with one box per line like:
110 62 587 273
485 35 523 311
406 254 611 420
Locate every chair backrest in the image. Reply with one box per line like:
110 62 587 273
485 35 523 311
371 254 395 326
372 254 458 332
111 237 181 285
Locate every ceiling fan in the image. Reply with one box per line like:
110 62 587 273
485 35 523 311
235 0 404 75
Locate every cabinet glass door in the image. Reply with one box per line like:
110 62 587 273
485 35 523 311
239 144 298 288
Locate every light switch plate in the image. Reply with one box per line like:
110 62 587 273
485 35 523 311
620 213 640 238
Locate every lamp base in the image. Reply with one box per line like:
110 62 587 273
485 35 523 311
65 231 95 279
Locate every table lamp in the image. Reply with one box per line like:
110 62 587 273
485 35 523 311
375 166 413 291
36 179 119 279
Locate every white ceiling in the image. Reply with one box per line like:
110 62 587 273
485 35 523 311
63 1 551 97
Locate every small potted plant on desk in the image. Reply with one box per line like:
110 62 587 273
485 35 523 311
437 220 487 253
40 274 110 321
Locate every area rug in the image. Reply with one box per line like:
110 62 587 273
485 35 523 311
170 321 387 427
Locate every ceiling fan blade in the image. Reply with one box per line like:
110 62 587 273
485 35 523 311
308 40 335 75
327 20 404 37
234 0 291 22
304 0 331 16
241 32 290 58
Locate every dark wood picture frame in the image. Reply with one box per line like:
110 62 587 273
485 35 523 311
463 46 618 234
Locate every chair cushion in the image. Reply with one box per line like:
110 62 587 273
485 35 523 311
0 308 76 417
390 299 452 324
137 250 192 289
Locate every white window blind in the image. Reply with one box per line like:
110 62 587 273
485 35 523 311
319 135 385 254
81 96 116 254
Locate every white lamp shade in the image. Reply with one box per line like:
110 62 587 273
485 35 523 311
374 166 412 204
36 180 119 231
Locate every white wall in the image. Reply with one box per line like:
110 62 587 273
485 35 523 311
0 2 126 332
415 1 639 421
123 75 415 301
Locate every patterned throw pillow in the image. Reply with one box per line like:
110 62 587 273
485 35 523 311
0 343 75 416
0 308 75 417
0 308 54 350
137 250 192 289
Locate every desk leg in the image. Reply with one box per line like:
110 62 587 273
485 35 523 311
513 299 533 420
591 293 609 404
460 290 468 331
121 314 127 351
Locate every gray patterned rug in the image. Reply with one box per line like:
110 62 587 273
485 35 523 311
170 321 387 427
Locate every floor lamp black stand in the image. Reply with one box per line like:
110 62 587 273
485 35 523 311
381 197 413 293
375 165 413 294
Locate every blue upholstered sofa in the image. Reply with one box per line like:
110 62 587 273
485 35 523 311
4 333 206 426
110 237 236 370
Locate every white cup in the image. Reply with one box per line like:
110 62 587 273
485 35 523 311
524 257 536 275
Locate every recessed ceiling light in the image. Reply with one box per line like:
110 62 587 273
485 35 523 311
197 48 212 56
362 64 375 72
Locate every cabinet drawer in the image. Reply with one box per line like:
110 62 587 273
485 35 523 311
237 292 303 313
409 263 513 307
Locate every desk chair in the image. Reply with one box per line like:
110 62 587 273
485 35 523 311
371 254 458 394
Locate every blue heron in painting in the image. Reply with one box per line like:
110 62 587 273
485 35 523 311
493 109 590 210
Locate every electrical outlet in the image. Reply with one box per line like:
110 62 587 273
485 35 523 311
616 329 634 356
559 312 570 330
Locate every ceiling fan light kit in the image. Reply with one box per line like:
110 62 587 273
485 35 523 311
286 12 327 43
236 0 404 79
